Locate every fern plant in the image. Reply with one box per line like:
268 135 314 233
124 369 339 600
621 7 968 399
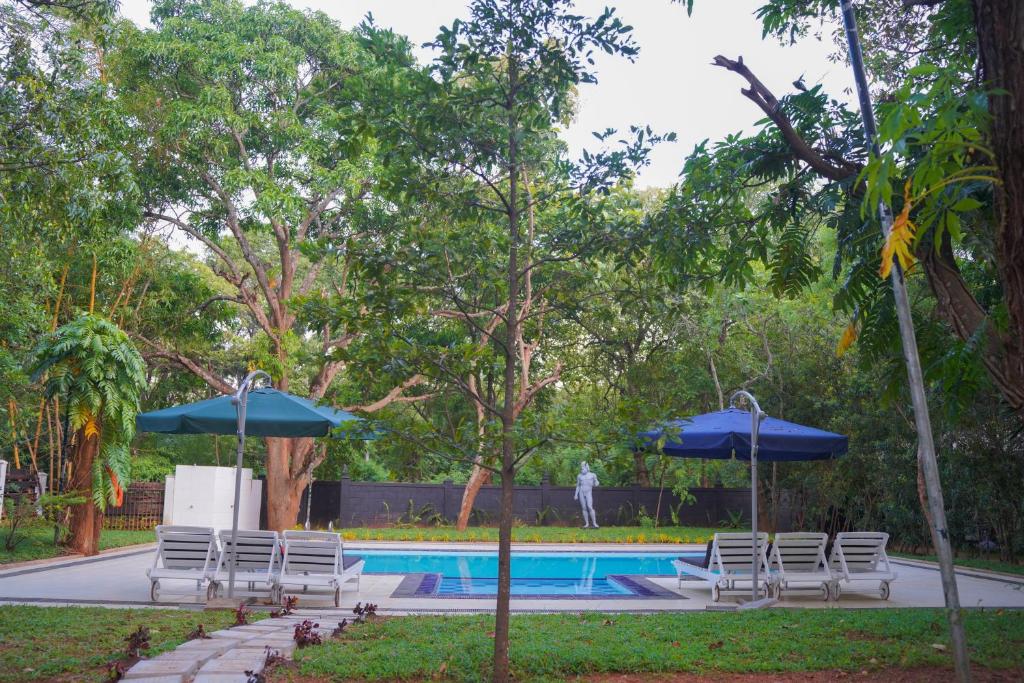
32 314 146 553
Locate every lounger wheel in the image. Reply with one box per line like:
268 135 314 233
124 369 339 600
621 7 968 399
711 584 721 602
334 586 341 607
206 581 222 601
830 582 841 601
819 584 829 601
880 581 890 600
270 585 283 604
150 580 160 602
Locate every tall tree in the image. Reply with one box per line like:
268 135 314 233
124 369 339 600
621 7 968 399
111 0 425 530
1 0 139 486
677 0 1024 413
31 314 146 555
360 2 664 679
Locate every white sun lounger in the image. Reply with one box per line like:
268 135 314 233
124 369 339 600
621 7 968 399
146 525 218 602
828 531 897 600
672 532 770 602
767 532 832 600
209 529 282 602
278 530 364 606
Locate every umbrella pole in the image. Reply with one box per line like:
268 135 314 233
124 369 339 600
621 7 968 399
228 370 271 600
730 390 766 603
750 439 757 601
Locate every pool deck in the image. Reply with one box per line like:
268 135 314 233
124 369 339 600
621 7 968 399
2 541 1023 613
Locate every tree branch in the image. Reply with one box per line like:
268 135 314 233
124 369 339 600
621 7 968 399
344 374 431 413
137 336 236 395
712 55 860 182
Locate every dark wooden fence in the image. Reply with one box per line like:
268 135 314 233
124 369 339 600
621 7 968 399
97 475 785 531
293 473 785 530
104 482 164 530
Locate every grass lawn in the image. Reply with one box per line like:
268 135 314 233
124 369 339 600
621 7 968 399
0 605 253 682
339 525 724 544
893 552 1024 577
281 609 1024 682
0 523 153 565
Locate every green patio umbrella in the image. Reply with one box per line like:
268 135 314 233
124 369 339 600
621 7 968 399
136 371 371 599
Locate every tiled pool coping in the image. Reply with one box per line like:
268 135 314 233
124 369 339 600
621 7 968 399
387 572 683 600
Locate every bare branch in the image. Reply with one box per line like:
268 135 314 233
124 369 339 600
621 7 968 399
712 55 860 182
143 211 243 284
345 374 430 413
137 336 236 395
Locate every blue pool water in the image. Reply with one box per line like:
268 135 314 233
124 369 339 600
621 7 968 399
358 550 700 597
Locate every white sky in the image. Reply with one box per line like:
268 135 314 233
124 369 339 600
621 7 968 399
117 0 855 189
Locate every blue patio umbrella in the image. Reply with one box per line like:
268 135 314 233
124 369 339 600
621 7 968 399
636 391 848 604
136 371 372 599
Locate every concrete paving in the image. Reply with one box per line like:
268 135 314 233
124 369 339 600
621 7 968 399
5 541 1021 683
1 541 1023 612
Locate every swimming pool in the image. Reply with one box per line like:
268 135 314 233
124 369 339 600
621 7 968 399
356 550 701 599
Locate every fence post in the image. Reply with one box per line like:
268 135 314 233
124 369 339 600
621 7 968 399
339 466 350 528
443 479 455 523
540 473 550 526
632 482 641 524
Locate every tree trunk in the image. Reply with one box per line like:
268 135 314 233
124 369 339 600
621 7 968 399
67 428 100 556
264 436 312 531
920 235 1024 411
494 462 515 682
456 462 491 531
974 0 1024 383
493 52 519 683
633 451 651 486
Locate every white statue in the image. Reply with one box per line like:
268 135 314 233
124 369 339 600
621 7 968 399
574 461 600 529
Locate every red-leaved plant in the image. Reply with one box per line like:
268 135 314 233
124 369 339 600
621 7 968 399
352 602 378 623
234 603 252 626
331 618 349 637
293 620 322 648
186 623 211 640
124 626 150 658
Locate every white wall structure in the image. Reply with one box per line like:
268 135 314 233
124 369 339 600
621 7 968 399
0 459 7 522
162 465 262 530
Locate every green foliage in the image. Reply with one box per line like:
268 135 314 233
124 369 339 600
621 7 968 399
32 314 146 509
39 490 87 545
1 485 35 551
129 453 175 483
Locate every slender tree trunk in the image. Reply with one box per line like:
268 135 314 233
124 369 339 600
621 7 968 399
67 428 101 556
494 460 515 680
493 51 519 683
457 463 491 530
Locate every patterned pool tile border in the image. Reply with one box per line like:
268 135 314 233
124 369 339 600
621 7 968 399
391 573 439 598
606 574 681 598
388 573 685 600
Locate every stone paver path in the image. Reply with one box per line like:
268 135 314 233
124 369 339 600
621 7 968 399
122 611 331 683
